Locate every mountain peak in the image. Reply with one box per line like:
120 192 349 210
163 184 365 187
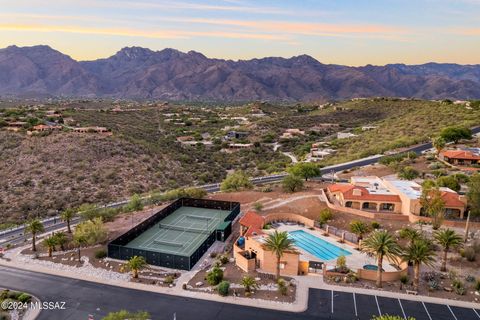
115 46 155 59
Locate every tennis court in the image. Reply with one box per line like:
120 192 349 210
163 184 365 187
125 206 231 256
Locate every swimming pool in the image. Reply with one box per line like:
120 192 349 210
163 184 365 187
288 230 351 261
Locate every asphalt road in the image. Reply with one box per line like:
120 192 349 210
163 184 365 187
1 266 479 320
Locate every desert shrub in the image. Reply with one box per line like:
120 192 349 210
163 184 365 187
422 271 437 282
261 186 273 192
282 174 304 192
428 280 439 291
464 246 476 261
73 217 108 245
164 275 174 285
475 279 480 291
17 293 31 303
218 281 230 296
400 274 409 285
371 221 381 229
253 202 263 211
452 279 466 295
466 275 475 282
372 315 415 320
210 252 218 258
398 166 419 180
220 171 253 192
318 209 333 226
94 249 107 259
218 255 229 265
206 266 224 285
277 278 288 296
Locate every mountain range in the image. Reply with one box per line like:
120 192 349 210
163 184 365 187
1 45 479 101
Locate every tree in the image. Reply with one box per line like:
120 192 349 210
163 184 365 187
241 275 258 294
361 230 402 288
287 162 321 181
25 219 44 252
402 239 436 290
102 310 150 320
433 228 462 272
432 136 446 155
60 208 76 233
318 208 333 227
436 175 460 192
350 221 369 240
54 232 68 251
43 236 58 258
78 203 99 221
263 230 295 280
220 171 253 192
398 227 422 245
397 166 419 180
440 126 472 143
124 256 147 279
73 218 108 246
127 194 144 212
282 174 304 193
420 185 445 229
72 233 87 261
466 174 480 241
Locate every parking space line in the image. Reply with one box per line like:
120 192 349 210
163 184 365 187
331 290 333 314
398 298 406 320
422 302 432 320
473 308 480 319
375 296 381 316
447 305 458 320
353 292 358 317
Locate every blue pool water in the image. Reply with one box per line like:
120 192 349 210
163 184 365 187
288 230 351 261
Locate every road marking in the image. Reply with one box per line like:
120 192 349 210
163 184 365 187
375 296 381 316
447 305 458 320
331 290 334 313
473 308 480 319
422 302 432 320
398 299 406 320
353 292 358 317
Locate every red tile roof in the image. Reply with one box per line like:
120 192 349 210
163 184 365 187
441 150 480 161
328 184 401 202
441 191 465 208
239 211 265 236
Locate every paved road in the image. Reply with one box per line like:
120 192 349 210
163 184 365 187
1 266 479 320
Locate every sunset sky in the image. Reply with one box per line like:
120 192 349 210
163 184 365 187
1 0 479 66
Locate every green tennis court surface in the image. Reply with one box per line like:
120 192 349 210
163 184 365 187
125 206 231 256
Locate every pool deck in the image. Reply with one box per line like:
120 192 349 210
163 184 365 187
274 224 397 272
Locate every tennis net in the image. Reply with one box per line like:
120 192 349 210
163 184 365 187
159 223 211 234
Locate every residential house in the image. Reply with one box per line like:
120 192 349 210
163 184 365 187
439 149 480 167
33 124 62 132
337 132 357 139
280 128 305 139
327 176 467 219
225 131 249 140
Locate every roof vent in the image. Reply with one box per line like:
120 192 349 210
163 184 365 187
352 189 362 196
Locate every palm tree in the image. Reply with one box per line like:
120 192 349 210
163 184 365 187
25 219 45 252
73 233 87 261
433 228 462 272
350 221 370 240
263 231 295 280
125 256 147 279
402 239 436 291
361 230 402 288
43 236 58 258
60 208 76 233
432 136 446 156
241 275 258 295
54 232 68 251
399 227 422 245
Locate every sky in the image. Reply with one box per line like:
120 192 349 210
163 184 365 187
0 0 479 66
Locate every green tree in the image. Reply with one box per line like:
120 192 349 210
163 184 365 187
241 275 258 294
220 171 253 192
402 239 436 290
282 174 304 193
78 203 99 221
420 185 445 229
433 228 462 272
43 235 58 257
54 232 68 251
264 230 295 280
73 233 87 261
25 219 45 252
127 194 144 212
398 227 422 245
124 256 147 279
102 310 150 320
60 208 76 233
436 175 460 192
318 208 333 227
466 174 480 241
287 162 321 181
432 136 446 156
398 166 419 180
361 230 402 288
73 217 108 246
350 221 370 240
440 126 472 143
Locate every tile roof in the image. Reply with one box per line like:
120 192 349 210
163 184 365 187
239 211 265 236
440 190 465 207
328 183 401 202
441 150 480 161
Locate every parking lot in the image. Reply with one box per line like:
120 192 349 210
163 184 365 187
306 289 480 320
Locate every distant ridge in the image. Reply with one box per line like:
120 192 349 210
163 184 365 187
1 45 479 101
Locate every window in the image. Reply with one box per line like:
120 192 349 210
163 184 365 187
279 263 286 269
345 201 353 208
